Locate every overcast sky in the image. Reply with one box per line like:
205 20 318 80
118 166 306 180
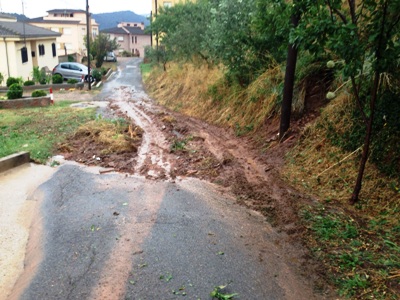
0 0 152 18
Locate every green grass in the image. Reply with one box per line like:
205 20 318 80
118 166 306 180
301 205 400 299
140 63 153 79
0 101 96 163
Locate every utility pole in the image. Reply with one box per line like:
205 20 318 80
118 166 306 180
86 0 91 90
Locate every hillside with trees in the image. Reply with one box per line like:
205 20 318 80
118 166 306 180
144 0 400 298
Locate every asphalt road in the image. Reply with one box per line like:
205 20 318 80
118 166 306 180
8 58 319 300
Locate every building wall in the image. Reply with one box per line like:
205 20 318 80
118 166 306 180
34 39 59 70
152 0 193 14
108 32 151 58
0 37 59 85
29 13 98 57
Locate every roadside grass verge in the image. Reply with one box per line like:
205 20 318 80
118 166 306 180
143 62 282 135
140 63 153 81
145 61 400 298
0 101 97 163
284 93 400 299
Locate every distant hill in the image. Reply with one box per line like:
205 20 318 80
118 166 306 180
93 11 150 30
1 13 29 22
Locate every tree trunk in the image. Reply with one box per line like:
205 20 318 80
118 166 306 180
279 9 300 141
350 1 387 204
349 72 379 204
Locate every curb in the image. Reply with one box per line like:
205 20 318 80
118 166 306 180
0 152 30 173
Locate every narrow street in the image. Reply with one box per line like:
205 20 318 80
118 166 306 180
5 58 326 300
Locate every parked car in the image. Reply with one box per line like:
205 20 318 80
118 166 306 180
104 52 117 62
52 62 94 83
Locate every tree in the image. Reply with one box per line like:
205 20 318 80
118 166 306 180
149 0 211 66
295 0 400 203
279 1 301 140
85 33 119 68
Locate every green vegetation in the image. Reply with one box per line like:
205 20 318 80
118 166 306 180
24 80 35 86
85 33 119 68
52 74 63 84
146 0 400 298
7 83 23 100
92 69 102 82
67 79 78 84
0 101 96 163
31 90 47 97
6 77 21 87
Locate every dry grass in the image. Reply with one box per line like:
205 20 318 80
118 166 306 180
284 92 400 299
144 62 283 134
74 119 141 154
284 93 399 208
144 61 400 297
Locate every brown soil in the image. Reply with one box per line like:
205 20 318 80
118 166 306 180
57 86 335 297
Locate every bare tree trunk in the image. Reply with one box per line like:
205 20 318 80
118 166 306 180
279 8 300 140
350 1 388 204
349 72 379 204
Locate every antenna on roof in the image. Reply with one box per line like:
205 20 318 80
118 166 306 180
21 0 26 46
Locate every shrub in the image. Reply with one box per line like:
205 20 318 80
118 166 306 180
7 83 23 99
52 74 63 84
101 67 108 76
24 80 35 86
92 69 102 82
31 90 47 97
0 72 4 85
6 77 19 87
67 79 78 84
121 50 132 57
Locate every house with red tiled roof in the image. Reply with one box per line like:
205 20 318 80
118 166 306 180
101 22 150 58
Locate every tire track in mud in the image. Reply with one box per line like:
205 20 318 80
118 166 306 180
109 86 173 180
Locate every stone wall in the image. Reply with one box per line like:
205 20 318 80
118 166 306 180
0 96 51 109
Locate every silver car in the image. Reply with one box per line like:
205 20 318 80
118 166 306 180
52 62 94 83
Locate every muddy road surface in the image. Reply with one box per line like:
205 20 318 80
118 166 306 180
7 58 331 299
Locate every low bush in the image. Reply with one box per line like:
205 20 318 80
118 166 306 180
67 79 78 84
52 74 63 84
31 90 47 97
6 77 19 87
24 80 35 86
92 69 102 82
7 83 23 99
101 67 108 76
39 77 47 85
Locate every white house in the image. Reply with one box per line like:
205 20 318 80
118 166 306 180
29 9 99 60
0 13 61 85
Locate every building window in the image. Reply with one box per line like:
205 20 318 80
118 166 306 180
135 36 137 44
118 36 124 42
163 1 172 7
31 51 36 57
21 47 28 63
52 43 56 57
38 44 45 56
